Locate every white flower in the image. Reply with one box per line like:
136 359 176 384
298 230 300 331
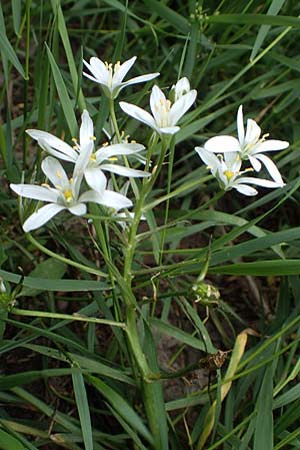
203 105 288 184
83 56 159 99
10 156 132 232
171 77 191 102
119 78 197 135
27 110 150 194
195 147 285 196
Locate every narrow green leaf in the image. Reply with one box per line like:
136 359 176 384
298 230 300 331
254 364 274 450
0 429 25 450
0 268 109 292
20 257 67 296
250 0 286 60
87 375 153 445
151 318 207 351
46 43 77 136
142 0 190 33
51 0 86 111
210 260 300 276
0 4 25 78
12 0 21 36
72 370 94 450
208 14 300 28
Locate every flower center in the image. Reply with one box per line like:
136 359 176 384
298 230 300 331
63 189 73 203
224 170 234 181
155 99 172 127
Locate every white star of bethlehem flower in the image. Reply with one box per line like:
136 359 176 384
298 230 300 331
83 55 159 99
119 77 197 135
203 105 289 185
10 156 132 232
26 110 150 195
195 148 285 196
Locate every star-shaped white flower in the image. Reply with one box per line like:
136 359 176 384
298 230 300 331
27 110 150 194
119 78 197 135
195 147 285 196
83 56 159 99
203 105 288 184
10 156 132 232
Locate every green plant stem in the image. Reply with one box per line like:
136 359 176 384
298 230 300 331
10 308 126 327
26 233 108 278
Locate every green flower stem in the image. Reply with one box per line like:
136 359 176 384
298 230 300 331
109 98 122 142
10 308 126 327
26 233 108 278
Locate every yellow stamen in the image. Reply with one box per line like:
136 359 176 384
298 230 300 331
63 189 73 203
90 154 96 162
109 157 118 162
224 170 234 181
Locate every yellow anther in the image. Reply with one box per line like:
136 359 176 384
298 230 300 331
109 157 118 162
41 183 50 188
102 142 109 147
63 189 73 203
56 170 63 179
71 138 77 143
90 154 96 162
90 136 96 141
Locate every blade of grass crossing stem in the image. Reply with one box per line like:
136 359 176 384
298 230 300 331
46 43 77 137
196 331 248 450
0 4 25 78
51 0 86 111
87 375 154 445
0 429 25 450
254 361 274 450
72 370 94 450
250 0 286 61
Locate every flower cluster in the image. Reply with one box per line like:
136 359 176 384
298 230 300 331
195 105 288 195
11 55 288 232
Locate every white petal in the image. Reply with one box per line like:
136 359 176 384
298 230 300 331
249 155 261 172
224 152 242 172
173 77 191 100
120 73 160 90
10 184 59 202
244 119 261 145
80 190 132 211
119 102 158 132
95 143 145 163
237 105 245 145
254 154 284 184
204 135 240 153
100 190 133 211
84 57 109 84
38 140 76 163
234 184 258 196
80 110 94 149
68 203 87 216
26 129 78 161
113 56 137 85
99 163 150 178
169 90 197 125
150 85 167 125
238 176 284 188
195 147 220 175
42 157 69 188
84 167 107 193
256 139 289 152
23 203 65 232
159 126 180 135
